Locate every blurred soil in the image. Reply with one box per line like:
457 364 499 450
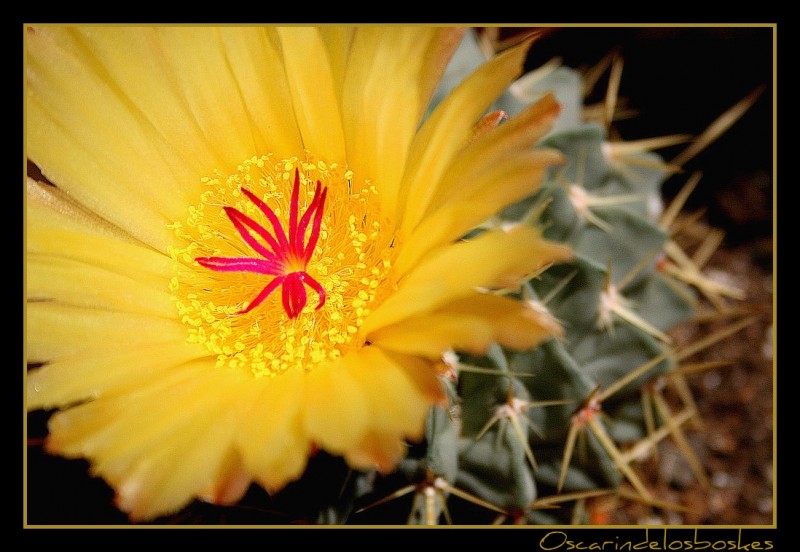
606 232 774 525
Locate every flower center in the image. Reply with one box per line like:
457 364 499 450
194 169 328 319
168 154 396 377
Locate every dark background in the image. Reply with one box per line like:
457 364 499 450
519 26 774 247
25 26 776 527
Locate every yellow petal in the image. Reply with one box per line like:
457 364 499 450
26 94 175 252
348 347 434 439
395 148 563 276
45 360 218 460
114 403 240 521
364 226 571 334
443 293 563 347
26 302 187 362
153 27 264 166
218 27 304 160
341 27 464 218
381 350 447 406
252 437 310 494
26 177 136 243
302 358 370 454
28 178 175 312
373 314 494 358
60 27 233 178
27 340 204 410
26 26 196 250
276 27 346 162
27 182 174 291
423 93 562 218
344 431 409 474
45 361 245 520
399 37 534 230
319 26 355 96
27 255 175 318
198 449 252 507
371 292 561 358
26 224 172 294
415 28 470 122
235 371 312 491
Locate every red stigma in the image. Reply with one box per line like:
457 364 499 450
195 168 328 318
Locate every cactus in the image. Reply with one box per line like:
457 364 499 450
314 29 760 526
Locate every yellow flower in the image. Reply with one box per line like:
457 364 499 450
25 25 571 521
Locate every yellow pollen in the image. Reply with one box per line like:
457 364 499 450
168 153 397 377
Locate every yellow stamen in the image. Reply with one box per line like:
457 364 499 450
168 153 396 377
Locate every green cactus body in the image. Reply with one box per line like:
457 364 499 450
342 29 721 525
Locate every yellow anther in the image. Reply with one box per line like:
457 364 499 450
169 153 396 377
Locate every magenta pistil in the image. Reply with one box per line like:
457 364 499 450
196 169 328 318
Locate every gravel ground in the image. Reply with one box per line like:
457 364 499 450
607 236 774 526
